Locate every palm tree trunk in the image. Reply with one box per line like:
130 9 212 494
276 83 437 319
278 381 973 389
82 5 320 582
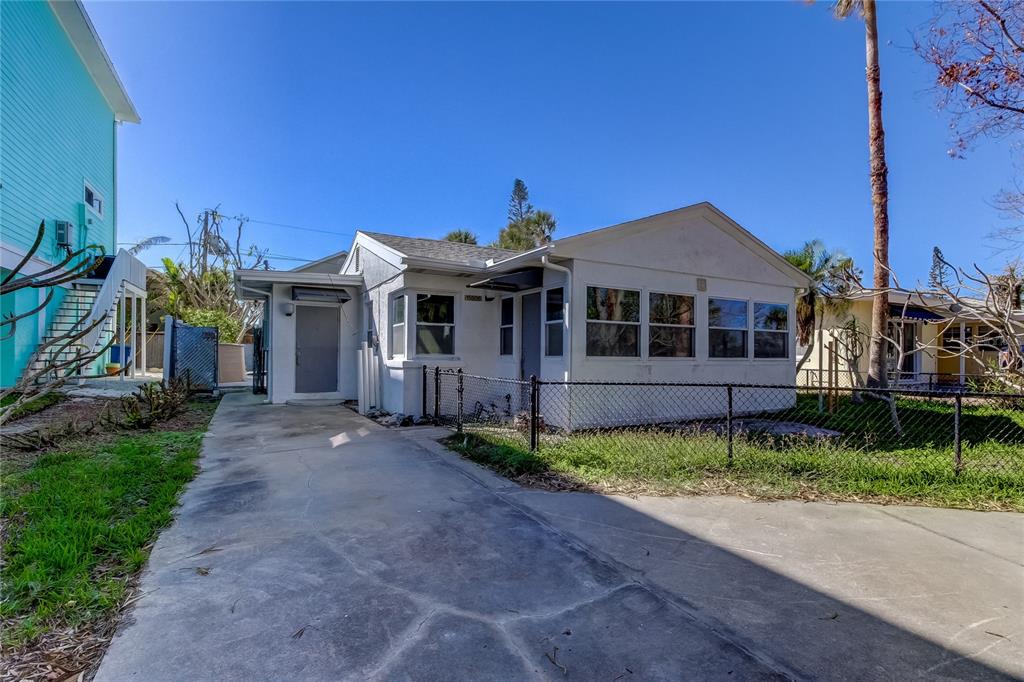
863 0 890 389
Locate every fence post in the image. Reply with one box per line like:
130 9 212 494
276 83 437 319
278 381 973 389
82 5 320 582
726 384 734 465
953 393 962 475
433 366 440 424
529 375 539 452
421 364 427 419
456 369 464 433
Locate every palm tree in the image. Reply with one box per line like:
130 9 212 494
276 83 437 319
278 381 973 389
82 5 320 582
443 229 478 244
834 0 891 388
784 240 855 372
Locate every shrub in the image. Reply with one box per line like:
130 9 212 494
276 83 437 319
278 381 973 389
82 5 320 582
180 307 242 343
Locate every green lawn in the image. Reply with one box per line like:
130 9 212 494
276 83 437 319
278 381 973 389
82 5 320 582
447 394 1024 511
0 406 214 647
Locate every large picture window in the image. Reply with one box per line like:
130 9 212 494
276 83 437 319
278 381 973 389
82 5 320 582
708 298 748 358
545 288 564 357
390 295 405 357
649 292 694 358
416 294 455 355
754 303 788 358
499 297 514 356
586 286 640 357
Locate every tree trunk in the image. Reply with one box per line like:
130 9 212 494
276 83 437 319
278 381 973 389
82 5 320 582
863 0 890 389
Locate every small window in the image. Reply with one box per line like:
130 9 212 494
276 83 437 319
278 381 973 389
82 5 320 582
416 294 455 355
499 297 514 356
545 288 564 357
586 286 640 357
709 298 748 358
84 183 103 217
649 292 694 358
754 303 788 358
390 295 406 357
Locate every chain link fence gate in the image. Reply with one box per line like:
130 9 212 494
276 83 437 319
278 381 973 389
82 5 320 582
163 316 219 391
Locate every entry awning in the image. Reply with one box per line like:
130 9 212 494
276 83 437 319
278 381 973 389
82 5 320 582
890 304 944 322
466 267 544 292
292 286 351 303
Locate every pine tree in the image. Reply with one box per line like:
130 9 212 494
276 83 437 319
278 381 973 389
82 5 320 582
928 246 951 290
507 179 534 224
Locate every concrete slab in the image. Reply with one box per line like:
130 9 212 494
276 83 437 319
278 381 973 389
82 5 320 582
96 394 1022 681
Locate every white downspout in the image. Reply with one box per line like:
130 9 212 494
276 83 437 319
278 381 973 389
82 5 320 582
541 255 572 381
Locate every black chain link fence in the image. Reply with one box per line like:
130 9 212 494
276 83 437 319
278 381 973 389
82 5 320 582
424 367 1024 476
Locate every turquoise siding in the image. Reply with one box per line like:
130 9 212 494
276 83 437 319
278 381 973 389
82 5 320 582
0 1 119 387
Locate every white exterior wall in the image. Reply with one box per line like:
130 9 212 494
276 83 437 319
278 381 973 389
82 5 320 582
267 283 361 404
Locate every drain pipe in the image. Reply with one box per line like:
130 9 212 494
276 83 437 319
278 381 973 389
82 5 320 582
541 255 572 380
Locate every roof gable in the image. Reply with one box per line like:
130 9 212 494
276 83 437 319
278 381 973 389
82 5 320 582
360 232 520 266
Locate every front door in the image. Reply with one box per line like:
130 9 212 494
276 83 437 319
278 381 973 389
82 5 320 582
295 305 339 393
521 292 541 380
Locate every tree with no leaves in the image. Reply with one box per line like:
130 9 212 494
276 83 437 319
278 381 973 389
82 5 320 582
443 229 478 244
834 0 892 389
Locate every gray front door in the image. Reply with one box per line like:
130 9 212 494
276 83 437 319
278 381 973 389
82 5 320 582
295 305 339 393
521 292 541 380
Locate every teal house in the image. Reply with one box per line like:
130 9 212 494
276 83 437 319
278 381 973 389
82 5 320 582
1 0 146 388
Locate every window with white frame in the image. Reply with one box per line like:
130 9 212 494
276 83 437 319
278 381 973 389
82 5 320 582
708 298 748 358
390 295 406 357
499 297 514 355
649 292 694 358
545 288 564 356
84 183 103 217
416 294 455 355
753 302 788 358
586 286 640 357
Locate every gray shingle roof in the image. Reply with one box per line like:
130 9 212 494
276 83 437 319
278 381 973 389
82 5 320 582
362 232 520 264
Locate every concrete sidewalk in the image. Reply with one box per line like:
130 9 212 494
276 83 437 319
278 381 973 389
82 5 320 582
96 393 1021 680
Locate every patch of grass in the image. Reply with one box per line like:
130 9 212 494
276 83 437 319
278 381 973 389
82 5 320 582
0 422 209 647
0 392 64 420
445 395 1024 511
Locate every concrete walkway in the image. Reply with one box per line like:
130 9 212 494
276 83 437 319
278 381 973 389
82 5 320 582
96 393 1022 681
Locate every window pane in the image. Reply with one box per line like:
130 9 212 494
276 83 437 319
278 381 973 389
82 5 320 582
417 294 455 324
586 287 639 323
392 324 405 356
754 303 788 331
754 331 787 358
500 326 513 355
709 329 747 358
545 322 563 356
708 299 747 329
649 326 694 358
586 322 639 357
501 297 514 326
649 293 694 326
392 296 405 324
546 288 564 321
416 325 454 355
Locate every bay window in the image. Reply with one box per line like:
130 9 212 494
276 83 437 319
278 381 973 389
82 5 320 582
649 292 694 358
416 294 455 355
545 288 564 356
753 302 788 358
708 298 748 358
390 294 405 357
586 286 640 357
499 297 513 355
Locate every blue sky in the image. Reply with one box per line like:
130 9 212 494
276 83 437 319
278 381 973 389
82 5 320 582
88 1 1015 284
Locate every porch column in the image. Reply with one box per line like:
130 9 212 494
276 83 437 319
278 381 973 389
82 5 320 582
119 286 126 382
141 296 147 375
958 321 966 385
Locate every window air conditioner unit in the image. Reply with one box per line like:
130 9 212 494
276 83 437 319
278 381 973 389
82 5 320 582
55 221 73 248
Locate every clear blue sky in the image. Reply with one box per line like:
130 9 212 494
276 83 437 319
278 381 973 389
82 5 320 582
87 1 1015 284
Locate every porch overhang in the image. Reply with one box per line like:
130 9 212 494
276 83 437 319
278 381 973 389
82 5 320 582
466 267 545 292
234 270 363 300
890 304 945 322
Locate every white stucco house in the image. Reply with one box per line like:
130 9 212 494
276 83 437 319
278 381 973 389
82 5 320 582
235 202 811 422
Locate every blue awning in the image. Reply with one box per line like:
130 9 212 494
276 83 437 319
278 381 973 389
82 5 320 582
890 304 944 322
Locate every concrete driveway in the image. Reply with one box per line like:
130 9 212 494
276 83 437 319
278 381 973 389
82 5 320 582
96 393 1023 681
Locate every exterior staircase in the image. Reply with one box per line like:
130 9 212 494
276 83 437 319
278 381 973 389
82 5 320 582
22 249 147 385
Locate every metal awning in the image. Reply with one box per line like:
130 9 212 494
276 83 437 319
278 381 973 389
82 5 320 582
890 304 944 322
466 267 544 292
292 286 351 303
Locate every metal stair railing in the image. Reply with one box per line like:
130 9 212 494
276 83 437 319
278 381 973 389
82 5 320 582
77 248 148 356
